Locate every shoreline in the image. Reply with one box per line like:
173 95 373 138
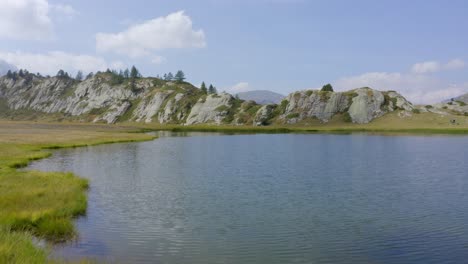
0 123 156 263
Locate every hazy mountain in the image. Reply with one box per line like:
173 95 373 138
0 60 17 76
236 90 285 104
452 93 468 103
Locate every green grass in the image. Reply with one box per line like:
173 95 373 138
0 227 47 264
0 122 156 263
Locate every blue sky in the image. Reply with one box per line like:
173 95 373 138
0 0 467 103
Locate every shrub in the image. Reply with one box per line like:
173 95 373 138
412 109 421 114
321 84 333 92
343 112 352 122
456 101 466 106
425 105 433 109
286 113 300 119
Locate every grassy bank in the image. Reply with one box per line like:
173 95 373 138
0 122 156 263
125 112 468 135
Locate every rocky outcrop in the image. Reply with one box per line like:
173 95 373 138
280 88 413 124
133 91 172 123
253 104 276 126
0 72 418 125
185 93 233 125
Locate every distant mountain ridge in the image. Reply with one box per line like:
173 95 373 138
0 60 17 76
236 90 285 104
452 93 468 103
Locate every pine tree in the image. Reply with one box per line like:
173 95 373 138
86 72 94 79
166 72 174 81
56 69 65 77
200 82 207 94
75 71 83 81
174 70 185 82
6 70 12 78
123 69 130 79
130 66 140 79
208 84 217 94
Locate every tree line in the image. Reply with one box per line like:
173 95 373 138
4 67 223 95
199 82 217 94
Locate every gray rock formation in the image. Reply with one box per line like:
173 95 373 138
0 72 417 125
280 88 413 124
253 104 276 126
186 93 233 125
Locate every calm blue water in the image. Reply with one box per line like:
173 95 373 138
29 132 468 263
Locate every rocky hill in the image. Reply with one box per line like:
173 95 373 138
0 72 422 125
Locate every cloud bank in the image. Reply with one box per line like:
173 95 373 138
0 51 123 75
96 11 206 58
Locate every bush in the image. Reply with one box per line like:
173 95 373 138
425 105 433 109
321 84 333 92
343 112 352 122
286 113 300 119
456 101 466 106
412 109 421 114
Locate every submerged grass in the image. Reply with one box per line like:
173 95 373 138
0 122 156 263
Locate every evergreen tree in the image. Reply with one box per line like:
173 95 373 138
18 69 24 77
208 84 217 94
163 74 167 80
130 66 140 79
6 70 12 78
86 72 94 79
321 83 334 92
200 82 207 94
174 70 185 82
56 69 65 77
123 69 130 79
166 72 174 81
75 71 83 81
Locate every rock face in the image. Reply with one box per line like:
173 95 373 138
253 104 276 126
186 93 233 125
281 88 413 124
0 72 416 125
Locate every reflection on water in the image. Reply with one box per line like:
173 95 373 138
29 133 468 263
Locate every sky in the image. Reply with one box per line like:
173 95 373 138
0 0 467 103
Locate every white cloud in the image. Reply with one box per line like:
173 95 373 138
50 4 78 19
0 0 78 40
150 55 166 64
444 58 465 71
0 51 123 75
96 11 206 58
0 0 52 40
334 71 466 104
223 82 251 94
411 61 440 74
411 59 465 74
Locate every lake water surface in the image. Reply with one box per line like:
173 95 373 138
29 132 468 263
